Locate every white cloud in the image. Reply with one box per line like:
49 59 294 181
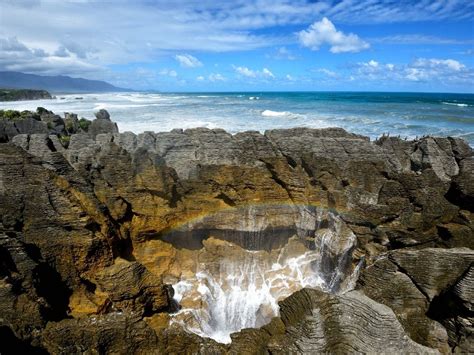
0 36 101 75
262 68 274 78
273 46 296 60
54 46 69 58
286 74 295 81
208 73 225 81
196 73 226 82
1 36 30 52
371 34 474 45
405 68 427 82
235 66 256 78
234 65 275 79
317 68 338 77
175 54 203 68
324 0 473 24
353 58 472 85
413 58 465 72
298 17 369 53
404 59 467 82
159 69 178 77
368 60 378 67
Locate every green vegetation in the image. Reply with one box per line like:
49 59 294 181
78 118 91 132
0 109 21 121
0 109 40 121
36 107 51 115
65 120 75 133
58 135 71 148
0 89 52 102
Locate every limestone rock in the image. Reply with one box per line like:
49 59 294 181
268 288 436 353
64 112 79 134
42 313 160 354
358 257 450 352
0 117 49 141
39 112 65 135
91 258 174 316
358 248 474 352
95 109 111 121
88 110 118 137
388 248 474 301
447 157 474 211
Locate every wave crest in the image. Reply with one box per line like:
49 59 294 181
261 109 304 119
442 102 469 107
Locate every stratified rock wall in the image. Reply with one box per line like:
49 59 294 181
0 110 472 353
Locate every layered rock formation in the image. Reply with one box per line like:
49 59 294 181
0 107 95 143
0 109 472 354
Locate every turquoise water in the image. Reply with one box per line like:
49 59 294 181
1 91 473 145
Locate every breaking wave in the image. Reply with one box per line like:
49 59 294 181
261 109 304 119
442 102 469 107
171 211 360 344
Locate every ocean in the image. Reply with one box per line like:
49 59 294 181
1 91 473 145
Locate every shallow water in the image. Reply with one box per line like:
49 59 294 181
1 91 473 145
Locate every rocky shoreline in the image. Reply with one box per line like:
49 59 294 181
0 89 52 102
0 109 472 353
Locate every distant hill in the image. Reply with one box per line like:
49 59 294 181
0 71 130 93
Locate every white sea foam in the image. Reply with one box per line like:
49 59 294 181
171 212 358 344
0 92 471 146
261 109 304 119
442 102 469 107
172 250 324 344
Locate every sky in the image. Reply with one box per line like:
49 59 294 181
0 0 473 92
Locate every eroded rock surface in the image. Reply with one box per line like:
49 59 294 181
0 109 472 353
268 288 436 354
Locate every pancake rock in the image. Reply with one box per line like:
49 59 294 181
0 109 472 353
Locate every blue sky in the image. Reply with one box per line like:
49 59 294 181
1 0 473 92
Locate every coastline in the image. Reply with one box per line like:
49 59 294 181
1 91 473 147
